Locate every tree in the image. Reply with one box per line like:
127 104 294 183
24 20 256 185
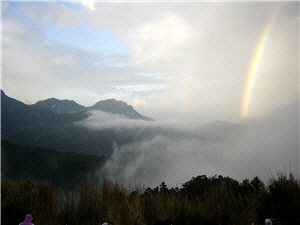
255 173 300 225
250 176 264 194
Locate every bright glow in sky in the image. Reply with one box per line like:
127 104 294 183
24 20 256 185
1 1 299 122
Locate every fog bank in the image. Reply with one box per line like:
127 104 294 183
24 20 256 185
77 103 299 188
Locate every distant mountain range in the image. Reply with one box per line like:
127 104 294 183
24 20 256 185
32 95 153 121
1 90 153 155
1 90 243 157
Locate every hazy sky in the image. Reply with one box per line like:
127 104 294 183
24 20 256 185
2 1 299 122
1 1 299 187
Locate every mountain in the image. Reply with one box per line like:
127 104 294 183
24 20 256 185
30 95 153 121
1 90 91 128
89 99 153 121
1 90 56 127
1 90 153 155
33 98 86 114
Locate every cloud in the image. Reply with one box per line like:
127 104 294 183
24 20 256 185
75 110 149 130
77 102 298 188
75 110 204 131
85 2 298 121
50 54 77 66
2 2 299 122
2 16 107 105
80 0 97 11
128 12 198 67
2 6 164 106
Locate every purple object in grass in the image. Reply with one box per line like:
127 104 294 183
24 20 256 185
19 214 34 225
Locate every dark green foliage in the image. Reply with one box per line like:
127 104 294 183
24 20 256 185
241 177 265 196
58 191 77 225
76 185 100 225
1 140 106 190
173 202 205 225
2 174 299 225
173 203 189 225
181 175 243 198
188 211 205 225
250 176 265 194
1 199 27 225
256 173 300 225
181 175 265 200
1 179 58 225
181 175 210 199
241 179 254 194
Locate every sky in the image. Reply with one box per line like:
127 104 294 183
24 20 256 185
1 1 299 187
2 1 299 123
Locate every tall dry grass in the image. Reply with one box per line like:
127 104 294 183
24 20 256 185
256 172 300 225
2 174 299 225
200 185 257 225
1 178 59 225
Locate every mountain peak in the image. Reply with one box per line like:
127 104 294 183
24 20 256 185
93 99 131 109
33 98 85 114
90 99 152 121
1 90 153 121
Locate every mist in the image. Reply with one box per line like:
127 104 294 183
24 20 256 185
76 103 299 188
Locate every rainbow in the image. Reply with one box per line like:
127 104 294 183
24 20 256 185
241 4 281 118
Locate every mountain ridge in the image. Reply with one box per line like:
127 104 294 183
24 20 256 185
1 90 153 121
32 97 86 114
1 90 153 155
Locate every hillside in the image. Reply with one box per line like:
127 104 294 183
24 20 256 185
1 140 106 189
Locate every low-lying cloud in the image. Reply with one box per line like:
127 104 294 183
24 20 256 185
75 110 207 131
77 103 299 188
